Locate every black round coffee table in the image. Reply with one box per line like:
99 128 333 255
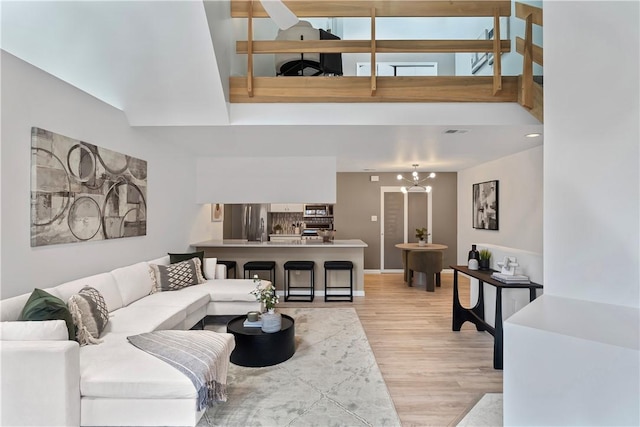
226 314 295 367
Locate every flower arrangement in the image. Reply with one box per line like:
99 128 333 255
249 275 279 312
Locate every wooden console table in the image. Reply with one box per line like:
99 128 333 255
451 265 543 369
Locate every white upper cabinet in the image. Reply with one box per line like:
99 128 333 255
270 204 304 213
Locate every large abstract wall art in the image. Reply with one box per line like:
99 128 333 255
30 127 147 247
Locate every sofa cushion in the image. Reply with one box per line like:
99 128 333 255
203 258 218 280
168 251 205 278
111 262 154 306
18 288 75 340
55 273 124 313
79 333 197 399
0 319 69 341
179 280 258 302
149 259 205 293
103 305 186 335
68 287 109 345
127 291 210 316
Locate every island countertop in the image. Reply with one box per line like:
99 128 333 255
192 239 368 248
191 239 368 296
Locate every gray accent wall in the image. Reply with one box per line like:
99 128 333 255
335 172 457 270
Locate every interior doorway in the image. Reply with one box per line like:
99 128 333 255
380 187 432 272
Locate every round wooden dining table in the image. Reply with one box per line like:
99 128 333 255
395 243 448 284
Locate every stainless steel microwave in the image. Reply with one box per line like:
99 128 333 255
303 204 333 218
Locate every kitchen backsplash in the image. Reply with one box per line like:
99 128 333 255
271 212 304 234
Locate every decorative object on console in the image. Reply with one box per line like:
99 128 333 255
30 127 147 247
149 258 205 292
468 244 480 261
472 180 499 230
479 249 492 270
496 256 520 275
68 286 109 345
397 164 436 193
468 259 479 270
18 288 76 340
415 227 430 246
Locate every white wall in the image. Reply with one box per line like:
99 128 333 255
544 1 639 307
457 145 543 264
0 51 208 298
196 156 337 204
504 2 639 425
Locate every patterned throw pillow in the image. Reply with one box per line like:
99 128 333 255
168 251 206 278
68 286 109 346
149 258 205 293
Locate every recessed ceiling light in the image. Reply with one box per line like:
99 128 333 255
525 133 541 138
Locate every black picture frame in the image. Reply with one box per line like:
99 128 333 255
472 180 499 230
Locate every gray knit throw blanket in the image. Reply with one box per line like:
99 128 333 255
127 330 235 411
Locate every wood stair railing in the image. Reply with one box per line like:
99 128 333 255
230 0 518 103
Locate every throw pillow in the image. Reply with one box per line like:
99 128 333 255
68 286 109 346
149 258 205 292
18 288 76 341
168 251 205 278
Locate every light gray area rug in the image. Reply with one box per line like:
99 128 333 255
198 307 401 427
456 393 503 427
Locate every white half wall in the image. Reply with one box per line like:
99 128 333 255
0 51 204 298
196 156 336 204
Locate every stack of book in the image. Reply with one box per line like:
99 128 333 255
490 272 531 284
243 318 263 328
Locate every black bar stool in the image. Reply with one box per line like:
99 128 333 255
244 261 276 285
324 261 353 302
217 260 237 279
284 261 315 302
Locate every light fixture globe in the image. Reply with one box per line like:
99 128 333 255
397 164 436 193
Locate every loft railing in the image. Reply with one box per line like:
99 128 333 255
230 0 523 103
515 2 543 122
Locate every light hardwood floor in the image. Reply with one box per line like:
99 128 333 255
279 271 503 427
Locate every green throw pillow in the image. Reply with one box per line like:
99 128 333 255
19 288 76 341
168 251 205 277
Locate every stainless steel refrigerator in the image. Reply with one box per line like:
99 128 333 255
231 204 271 242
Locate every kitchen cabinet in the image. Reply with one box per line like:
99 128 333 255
270 204 304 213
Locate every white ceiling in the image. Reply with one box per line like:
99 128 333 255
0 0 543 173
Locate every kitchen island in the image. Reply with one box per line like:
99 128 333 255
192 239 368 297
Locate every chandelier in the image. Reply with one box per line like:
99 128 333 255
397 164 436 193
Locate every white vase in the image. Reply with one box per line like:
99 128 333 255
418 240 427 247
261 309 282 333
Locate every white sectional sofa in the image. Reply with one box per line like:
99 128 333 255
0 256 261 427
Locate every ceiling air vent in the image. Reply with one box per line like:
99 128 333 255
444 129 469 134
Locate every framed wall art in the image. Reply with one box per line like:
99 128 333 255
31 127 147 246
472 180 499 230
